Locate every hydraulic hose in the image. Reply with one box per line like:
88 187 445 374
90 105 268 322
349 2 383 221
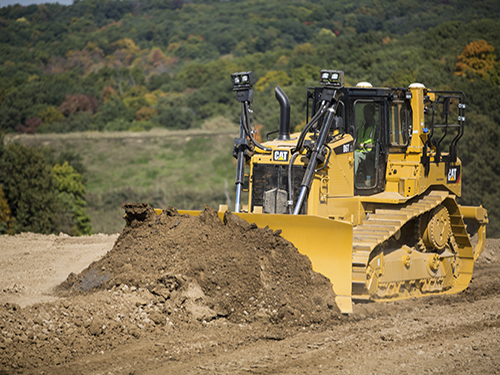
293 100 329 154
242 102 271 152
293 99 340 215
315 144 332 173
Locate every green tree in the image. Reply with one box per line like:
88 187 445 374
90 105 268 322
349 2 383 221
155 95 195 129
459 110 500 237
92 96 134 130
52 162 92 236
0 141 58 234
0 81 69 132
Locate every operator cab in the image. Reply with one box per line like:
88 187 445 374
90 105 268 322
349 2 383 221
307 84 413 196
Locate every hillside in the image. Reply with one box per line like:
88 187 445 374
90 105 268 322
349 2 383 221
1 0 500 136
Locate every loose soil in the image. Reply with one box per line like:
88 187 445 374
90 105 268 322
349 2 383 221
0 205 499 374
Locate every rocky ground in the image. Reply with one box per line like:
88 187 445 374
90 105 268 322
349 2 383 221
0 205 498 375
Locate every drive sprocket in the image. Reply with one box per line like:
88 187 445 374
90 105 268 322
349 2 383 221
422 205 451 251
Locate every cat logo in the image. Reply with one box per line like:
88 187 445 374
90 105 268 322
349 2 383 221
273 150 289 162
447 166 461 184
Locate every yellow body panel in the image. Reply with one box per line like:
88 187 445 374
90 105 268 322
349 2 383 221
386 153 461 198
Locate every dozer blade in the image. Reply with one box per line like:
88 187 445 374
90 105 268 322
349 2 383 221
175 210 354 314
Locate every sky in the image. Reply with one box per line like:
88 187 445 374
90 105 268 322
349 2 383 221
0 0 73 6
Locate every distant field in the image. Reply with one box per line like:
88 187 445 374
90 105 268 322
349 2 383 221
6 128 239 233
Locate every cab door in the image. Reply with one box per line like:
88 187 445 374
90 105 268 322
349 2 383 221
352 99 387 195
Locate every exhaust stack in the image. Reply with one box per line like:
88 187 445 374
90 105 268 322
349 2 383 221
275 86 291 141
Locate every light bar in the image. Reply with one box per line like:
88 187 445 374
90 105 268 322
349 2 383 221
319 70 344 87
231 71 256 91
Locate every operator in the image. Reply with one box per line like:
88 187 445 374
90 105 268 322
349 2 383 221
354 104 376 179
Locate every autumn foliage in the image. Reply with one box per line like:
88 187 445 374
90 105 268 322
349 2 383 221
17 117 42 134
454 40 496 78
59 94 100 116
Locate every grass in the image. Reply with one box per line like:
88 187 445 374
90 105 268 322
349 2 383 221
7 128 239 233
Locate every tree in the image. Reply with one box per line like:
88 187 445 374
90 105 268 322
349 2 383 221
65 41 105 74
255 70 291 92
291 64 320 86
0 81 70 131
455 40 496 79
38 112 93 133
135 106 158 121
38 106 64 124
155 95 195 129
173 35 218 60
0 142 59 234
17 116 42 134
122 85 149 111
59 93 99 116
92 96 134 130
52 162 92 236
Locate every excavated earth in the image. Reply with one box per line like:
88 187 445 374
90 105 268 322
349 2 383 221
0 204 499 374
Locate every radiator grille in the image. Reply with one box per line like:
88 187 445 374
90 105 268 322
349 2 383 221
251 164 307 214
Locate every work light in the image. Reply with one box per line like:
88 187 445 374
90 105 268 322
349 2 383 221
319 70 344 87
231 71 256 91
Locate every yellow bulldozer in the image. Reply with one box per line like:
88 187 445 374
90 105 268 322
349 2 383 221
158 70 488 314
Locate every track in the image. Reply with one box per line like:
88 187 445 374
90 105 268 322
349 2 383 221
352 190 476 301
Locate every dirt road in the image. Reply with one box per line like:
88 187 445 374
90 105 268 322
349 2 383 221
0 224 498 374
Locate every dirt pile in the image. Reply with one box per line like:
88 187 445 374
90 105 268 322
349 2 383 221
60 204 340 325
0 204 342 372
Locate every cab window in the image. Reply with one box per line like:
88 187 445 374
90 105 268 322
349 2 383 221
354 101 380 189
389 101 411 148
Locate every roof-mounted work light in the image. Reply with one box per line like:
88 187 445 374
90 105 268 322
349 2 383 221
231 71 256 103
231 71 256 91
319 70 344 87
